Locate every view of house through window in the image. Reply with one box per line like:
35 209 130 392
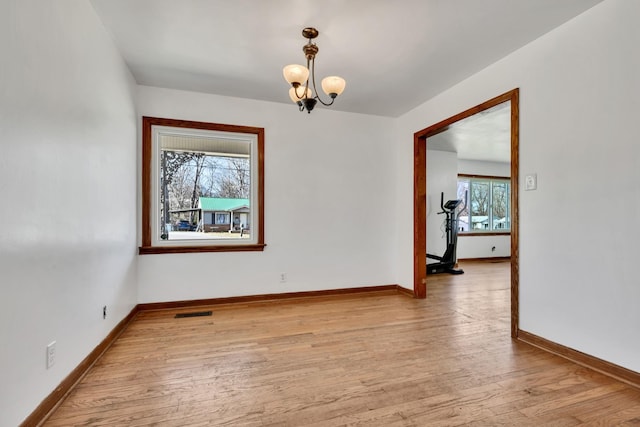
159 143 251 241
457 175 510 233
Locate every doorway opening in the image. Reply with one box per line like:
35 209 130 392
413 88 520 337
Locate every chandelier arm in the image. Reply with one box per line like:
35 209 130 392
315 96 336 107
293 85 305 100
310 57 335 107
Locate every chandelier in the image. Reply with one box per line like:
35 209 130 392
282 27 346 113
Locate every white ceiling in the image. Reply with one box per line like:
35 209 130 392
428 102 511 163
90 0 602 118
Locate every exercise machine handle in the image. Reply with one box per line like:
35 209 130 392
437 192 445 214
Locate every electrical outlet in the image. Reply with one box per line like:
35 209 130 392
46 341 56 369
103 305 107 319
280 273 287 283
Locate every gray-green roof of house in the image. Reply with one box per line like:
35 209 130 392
199 197 249 211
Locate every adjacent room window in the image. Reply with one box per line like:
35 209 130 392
457 175 510 233
140 117 265 254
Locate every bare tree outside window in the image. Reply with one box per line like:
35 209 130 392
160 151 250 238
160 151 205 235
471 181 489 229
492 182 509 229
457 180 470 231
209 157 250 199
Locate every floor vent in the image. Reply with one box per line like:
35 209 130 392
174 310 212 318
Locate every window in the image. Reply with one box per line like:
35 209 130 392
457 175 510 233
214 213 230 225
140 117 265 254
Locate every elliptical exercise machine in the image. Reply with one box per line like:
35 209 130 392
426 192 466 275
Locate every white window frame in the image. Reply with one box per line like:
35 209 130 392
458 175 511 234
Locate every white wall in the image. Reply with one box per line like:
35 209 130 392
0 2 138 425
458 234 510 259
396 0 640 372
457 159 511 259
458 159 510 177
136 86 399 302
426 150 457 258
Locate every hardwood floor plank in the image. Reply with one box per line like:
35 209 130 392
44 261 640 426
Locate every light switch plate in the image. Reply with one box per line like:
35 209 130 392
525 173 537 191
47 341 56 369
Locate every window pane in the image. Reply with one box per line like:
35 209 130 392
457 180 469 232
470 181 490 230
159 146 251 241
491 181 509 230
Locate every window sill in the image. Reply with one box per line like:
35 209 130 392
139 244 267 255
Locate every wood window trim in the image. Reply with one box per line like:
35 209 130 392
139 116 265 255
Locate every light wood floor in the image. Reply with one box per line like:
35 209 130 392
45 261 640 426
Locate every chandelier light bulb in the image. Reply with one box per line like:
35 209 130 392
289 86 313 103
321 76 346 98
283 64 309 86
